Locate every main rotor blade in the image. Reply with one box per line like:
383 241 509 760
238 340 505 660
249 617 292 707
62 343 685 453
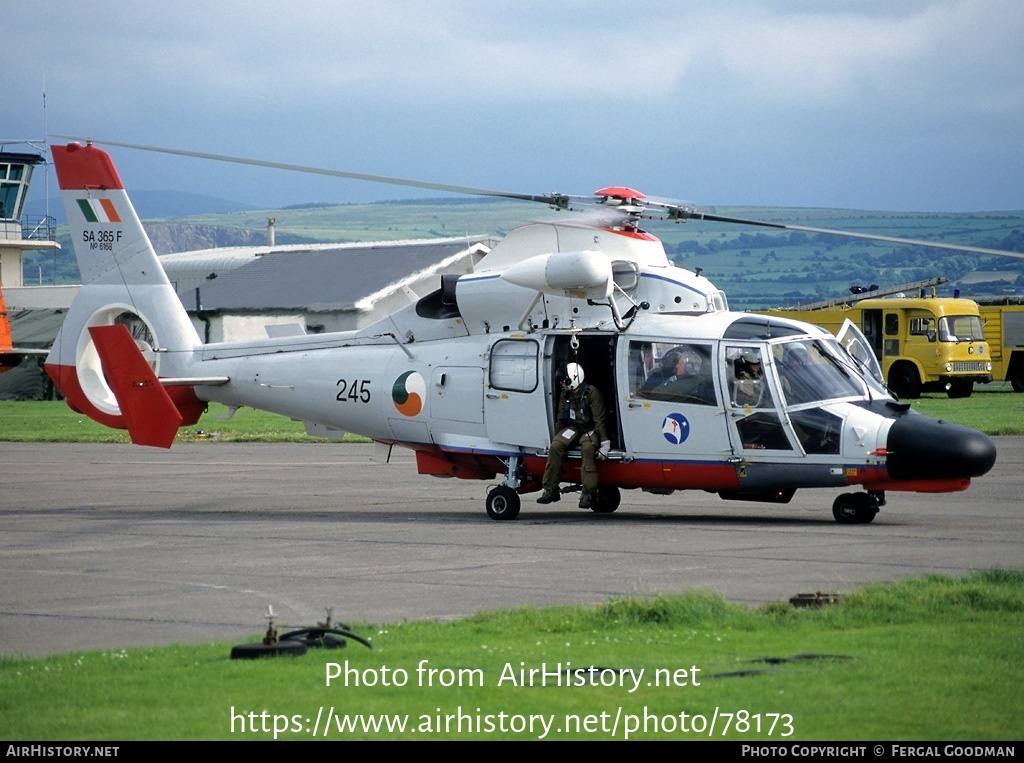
52 135 570 208
52 135 1024 261
673 209 1024 261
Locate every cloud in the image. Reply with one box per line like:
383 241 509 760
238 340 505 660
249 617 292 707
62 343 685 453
6 0 1023 211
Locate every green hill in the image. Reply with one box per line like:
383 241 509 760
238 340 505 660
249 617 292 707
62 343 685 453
24 199 1024 310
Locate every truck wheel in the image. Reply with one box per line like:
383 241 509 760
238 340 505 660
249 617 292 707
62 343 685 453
1009 357 1024 392
947 379 973 398
888 363 921 399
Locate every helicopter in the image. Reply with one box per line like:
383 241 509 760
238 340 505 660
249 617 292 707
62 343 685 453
44 139 1006 524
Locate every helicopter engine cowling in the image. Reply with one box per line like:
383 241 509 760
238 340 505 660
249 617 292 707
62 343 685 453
500 250 613 300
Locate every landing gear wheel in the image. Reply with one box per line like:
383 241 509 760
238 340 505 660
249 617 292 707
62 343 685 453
486 485 521 520
590 486 621 514
832 493 879 524
947 379 973 398
888 364 921 399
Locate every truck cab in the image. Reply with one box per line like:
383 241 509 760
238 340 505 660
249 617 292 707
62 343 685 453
758 281 992 399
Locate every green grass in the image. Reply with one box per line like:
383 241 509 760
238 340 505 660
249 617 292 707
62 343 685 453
910 384 1024 435
1 571 1021 740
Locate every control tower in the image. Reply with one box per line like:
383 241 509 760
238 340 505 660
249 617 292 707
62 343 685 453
0 145 59 288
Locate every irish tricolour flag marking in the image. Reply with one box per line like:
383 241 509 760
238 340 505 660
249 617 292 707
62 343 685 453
76 197 122 224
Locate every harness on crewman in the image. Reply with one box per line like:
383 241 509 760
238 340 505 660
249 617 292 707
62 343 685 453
562 382 593 429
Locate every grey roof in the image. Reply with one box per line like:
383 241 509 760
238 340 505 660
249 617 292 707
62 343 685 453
187 238 489 313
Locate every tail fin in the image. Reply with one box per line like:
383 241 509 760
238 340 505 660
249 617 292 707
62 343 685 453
46 142 205 443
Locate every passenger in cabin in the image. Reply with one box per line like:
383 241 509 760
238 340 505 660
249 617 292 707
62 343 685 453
638 345 716 405
537 362 610 509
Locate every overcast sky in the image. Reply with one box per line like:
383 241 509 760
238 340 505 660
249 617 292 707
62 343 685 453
5 0 1023 213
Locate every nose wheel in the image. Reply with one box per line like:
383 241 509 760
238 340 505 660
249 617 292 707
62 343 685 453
832 492 881 524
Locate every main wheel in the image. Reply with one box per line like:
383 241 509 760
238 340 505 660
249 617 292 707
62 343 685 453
832 493 878 524
888 363 921 399
486 485 521 520
590 486 621 514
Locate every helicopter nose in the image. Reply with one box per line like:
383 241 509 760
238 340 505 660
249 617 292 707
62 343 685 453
885 415 997 481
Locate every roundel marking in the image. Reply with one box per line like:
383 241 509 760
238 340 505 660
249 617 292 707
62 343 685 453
662 413 690 445
392 371 426 416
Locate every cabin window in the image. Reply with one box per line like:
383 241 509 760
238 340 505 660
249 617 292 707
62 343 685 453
488 339 539 393
629 341 717 405
909 315 936 341
884 313 899 336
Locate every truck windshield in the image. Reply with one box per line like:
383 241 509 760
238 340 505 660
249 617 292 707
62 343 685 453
772 339 865 406
938 315 985 342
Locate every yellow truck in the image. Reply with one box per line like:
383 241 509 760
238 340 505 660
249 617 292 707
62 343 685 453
975 297 1024 392
760 279 992 399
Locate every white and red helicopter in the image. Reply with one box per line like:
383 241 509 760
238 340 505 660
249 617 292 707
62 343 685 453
45 140 1005 523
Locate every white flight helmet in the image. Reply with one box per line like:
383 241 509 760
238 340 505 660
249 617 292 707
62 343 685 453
564 362 585 390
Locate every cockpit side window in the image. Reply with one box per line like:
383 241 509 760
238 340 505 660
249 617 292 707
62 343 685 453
723 344 792 451
725 346 774 409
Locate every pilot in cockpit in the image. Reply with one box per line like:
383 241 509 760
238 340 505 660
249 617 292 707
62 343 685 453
732 348 767 407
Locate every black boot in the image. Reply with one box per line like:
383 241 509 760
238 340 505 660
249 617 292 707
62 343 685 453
579 491 592 509
537 488 560 504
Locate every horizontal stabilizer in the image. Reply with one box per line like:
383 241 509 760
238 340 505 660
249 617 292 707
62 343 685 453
87 324 183 448
160 376 230 387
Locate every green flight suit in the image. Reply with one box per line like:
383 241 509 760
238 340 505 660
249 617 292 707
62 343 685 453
542 383 608 493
